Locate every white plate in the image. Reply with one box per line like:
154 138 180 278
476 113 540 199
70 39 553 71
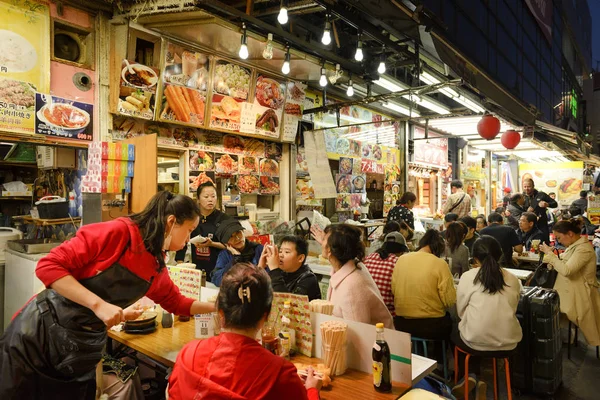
0 30 37 73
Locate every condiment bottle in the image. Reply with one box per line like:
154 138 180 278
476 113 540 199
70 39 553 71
279 301 292 359
372 322 391 392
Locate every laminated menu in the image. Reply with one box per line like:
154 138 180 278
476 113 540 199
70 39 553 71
159 42 209 126
281 81 306 142
118 60 159 120
167 266 202 300
267 293 313 357
210 60 251 132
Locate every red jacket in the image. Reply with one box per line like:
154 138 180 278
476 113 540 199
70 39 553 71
35 217 194 316
168 333 319 400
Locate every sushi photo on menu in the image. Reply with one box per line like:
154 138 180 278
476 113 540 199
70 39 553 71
35 94 93 141
118 60 159 120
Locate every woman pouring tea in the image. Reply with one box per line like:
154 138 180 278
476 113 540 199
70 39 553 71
0 191 215 398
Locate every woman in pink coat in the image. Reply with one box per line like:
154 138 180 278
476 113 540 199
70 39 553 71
313 224 394 328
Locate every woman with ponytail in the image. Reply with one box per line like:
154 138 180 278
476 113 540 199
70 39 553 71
452 235 522 399
0 191 215 398
539 219 600 346
168 263 321 400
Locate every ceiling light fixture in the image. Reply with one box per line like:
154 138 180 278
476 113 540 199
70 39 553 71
355 34 363 62
347 76 354 97
262 33 273 60
319 67 328 87
322 15 332 45
281 47 290 75
377 47 386 74
277 0 288 24
239 24 249 60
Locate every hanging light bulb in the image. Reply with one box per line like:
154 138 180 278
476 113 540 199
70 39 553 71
319 67 328 87
322 17 332 45
239 24 249 60
377 50 386 74
281 47 291 75
262 33 273 60
346 79 354 97
277 0 288 24
354 36 363 62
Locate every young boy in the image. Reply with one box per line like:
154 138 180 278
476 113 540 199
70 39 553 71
259 235 322 301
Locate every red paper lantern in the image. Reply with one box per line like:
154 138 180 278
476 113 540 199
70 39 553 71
477 114 501 140
501 130 521 149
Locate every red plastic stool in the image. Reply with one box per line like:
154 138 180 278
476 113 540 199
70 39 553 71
454 346 513 400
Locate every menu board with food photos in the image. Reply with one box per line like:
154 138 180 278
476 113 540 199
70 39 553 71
210 60 251 132
118 60 159 120
519 161 584 207
252 75 285 138
281 81 306 142
159 42 209 127
35 94 93 141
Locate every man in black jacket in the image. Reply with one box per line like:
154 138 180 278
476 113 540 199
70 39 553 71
258 235 322 301
522 178 558 243
517 212 546 251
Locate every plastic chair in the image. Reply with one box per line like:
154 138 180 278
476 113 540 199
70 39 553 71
411 337 449 382
568 321 600 360
454 346 513 400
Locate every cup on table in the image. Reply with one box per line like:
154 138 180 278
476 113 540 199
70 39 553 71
261 325 278 355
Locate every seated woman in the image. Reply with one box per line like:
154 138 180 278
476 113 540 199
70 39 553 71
444 222 470 277
392 229 456 340
364 232 409 316
315 224 394 328
367 221 404 255
452 236 523 399
258 235 322 301
168 263 321 399
211 220 263 286
539 219 600 347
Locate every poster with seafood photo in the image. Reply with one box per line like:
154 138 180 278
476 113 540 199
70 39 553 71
0 0 50 134
210 60 251 132
249 75 285 139
281 81 306 142
118 60 159 120
35 94 93 141
159 42 209 127
519 161 584 207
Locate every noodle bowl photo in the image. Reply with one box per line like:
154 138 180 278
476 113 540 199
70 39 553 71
37 103 91 135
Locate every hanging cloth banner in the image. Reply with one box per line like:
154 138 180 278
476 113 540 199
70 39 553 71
303 130 337 199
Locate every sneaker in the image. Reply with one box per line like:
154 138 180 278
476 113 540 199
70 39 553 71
476 381 487 400
452 375 476 398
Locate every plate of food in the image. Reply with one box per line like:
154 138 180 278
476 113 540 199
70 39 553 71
260 176 280 194
362 143 372 158
336 138 350 155
336 194 350 210
37 103 91 136
245 139 266 157
215 154 238 175
0 78 35 110
265 142 282 160
559 178 582 195
122 63 159 89
213 62 251 100
372 145 383 160
223 135 245 153
352 175 366 193
260 159 279 177
256 109 279 133
238 175 260 193
349 140 361 157
339 157 353 175
0 30 37 73
189 151 214 171
336 175 351 193
239 157 259 174
391 184 400 194
255 76 285 110
211 96 241 124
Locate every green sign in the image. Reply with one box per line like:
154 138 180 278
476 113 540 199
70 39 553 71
571 89 578 118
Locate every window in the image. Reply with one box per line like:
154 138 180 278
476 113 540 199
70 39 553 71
498 26 516 61
498 54 517 91
523 81 537 107
523 58 536 88
523 35 536 65
488 46 497 75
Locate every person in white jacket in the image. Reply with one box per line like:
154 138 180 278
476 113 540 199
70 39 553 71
452 235 523 400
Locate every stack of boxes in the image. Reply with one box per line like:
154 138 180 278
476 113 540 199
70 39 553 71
82 142 135 193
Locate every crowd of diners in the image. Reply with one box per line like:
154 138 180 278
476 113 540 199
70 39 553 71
1 178 600 399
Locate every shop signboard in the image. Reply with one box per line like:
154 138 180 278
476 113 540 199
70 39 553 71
281 81 306 142
588 195 600 226
413 127 448 168
0 0 50 134
118 60 159 120
34 94 93 141
518 161 583 207
159 42 209 127
209 60 251 132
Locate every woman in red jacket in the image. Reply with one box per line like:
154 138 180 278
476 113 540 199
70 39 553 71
0 191 215 399
168 262 321 400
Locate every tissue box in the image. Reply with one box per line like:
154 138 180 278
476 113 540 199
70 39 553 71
2 191 32 197
101 160 134 177
101 142 135 161
101 176 132 194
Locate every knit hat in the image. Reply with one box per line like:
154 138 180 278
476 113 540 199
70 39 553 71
215 219 245 244
503 187 511 193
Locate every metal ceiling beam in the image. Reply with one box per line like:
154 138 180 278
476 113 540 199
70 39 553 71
195 0 365 76
311 0 417 62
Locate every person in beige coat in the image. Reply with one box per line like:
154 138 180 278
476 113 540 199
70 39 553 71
539 219 600 346
313 224 394 329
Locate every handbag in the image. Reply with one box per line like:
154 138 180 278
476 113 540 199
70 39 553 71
526 252 558 289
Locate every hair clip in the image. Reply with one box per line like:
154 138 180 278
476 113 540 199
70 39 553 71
238 286 251 303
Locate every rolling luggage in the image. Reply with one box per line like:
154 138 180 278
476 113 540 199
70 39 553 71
511 287 562 395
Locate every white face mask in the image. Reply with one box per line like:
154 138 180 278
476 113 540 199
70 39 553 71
163 223 175 251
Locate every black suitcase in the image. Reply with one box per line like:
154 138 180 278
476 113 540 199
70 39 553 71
511 287 562 395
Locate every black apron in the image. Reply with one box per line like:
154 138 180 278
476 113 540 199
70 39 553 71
0 256 152 399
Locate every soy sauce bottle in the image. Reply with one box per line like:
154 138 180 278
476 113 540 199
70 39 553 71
372 323 391 392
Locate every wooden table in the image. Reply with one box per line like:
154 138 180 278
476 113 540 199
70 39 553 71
108 320 434 399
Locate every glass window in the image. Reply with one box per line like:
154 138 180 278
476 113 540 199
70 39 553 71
498 26 516 61
523 35 536 65
488 14 497 40
540 60 551 83
498 54 517 91
542 102 552 123
523 58 537 88
497 0 513 26
523 81 536 107
457 14 478 57
444 1 457 38
541 80 551 103
488 46 497 75
522 8 537 41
